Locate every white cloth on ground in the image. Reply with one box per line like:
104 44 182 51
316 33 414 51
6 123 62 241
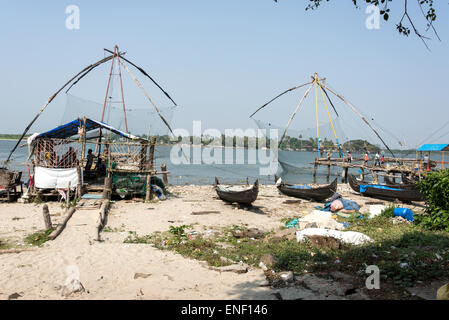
298 210 345 230
296 228 373 246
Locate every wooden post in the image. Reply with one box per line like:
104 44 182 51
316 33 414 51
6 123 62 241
76 164 82 198
42 204 52 231
103 177 112 200
161 163 168 185
313 159 318 177
342 167 348 183
149 136 156 169
327 164 331 180
139 141 148 171
80 117 87 164
145 173 152 202
66 181 71 207
48 207 76 240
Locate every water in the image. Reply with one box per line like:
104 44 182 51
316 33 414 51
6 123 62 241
1 140 443 185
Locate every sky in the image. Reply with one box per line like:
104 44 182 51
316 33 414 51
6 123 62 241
0 0 448 149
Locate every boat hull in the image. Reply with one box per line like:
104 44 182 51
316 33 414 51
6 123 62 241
214 178 259 205
348 174 422 202
276 176 337 202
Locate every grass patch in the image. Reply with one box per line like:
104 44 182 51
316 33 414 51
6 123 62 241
0 238 11 250
24 229 54 246
12 217 24 221
103 224 126 233
123 217 449 291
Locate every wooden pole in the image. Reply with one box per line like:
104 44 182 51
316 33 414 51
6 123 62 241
343 167 348 183
103 177 112 200
145 174 152 202
313 159 318 177
6 54 117 163
76 164 82 198
48 207 76 240
66 181 71 207
279 83 314 146
161 163 168 185
42 204 52 231
149 136 156 169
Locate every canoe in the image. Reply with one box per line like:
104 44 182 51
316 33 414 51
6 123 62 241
214 177 259 205
348 174 422 202
275 176 337 202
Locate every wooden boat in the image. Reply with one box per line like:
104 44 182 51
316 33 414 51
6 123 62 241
214 177 259 206
384 176 417 190
348 174 422 202
275 176 337 202
401 174 419 185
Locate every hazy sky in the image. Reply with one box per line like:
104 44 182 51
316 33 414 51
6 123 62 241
0 1 448 149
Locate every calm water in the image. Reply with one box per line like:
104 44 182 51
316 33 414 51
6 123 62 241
1 140 442 185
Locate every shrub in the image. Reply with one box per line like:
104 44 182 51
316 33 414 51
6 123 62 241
416 169 449 231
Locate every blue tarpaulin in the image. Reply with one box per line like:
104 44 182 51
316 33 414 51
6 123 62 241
394 208 414 222
287 185 312 190
360 184 401 193
417 144 449 152
36 118 145 141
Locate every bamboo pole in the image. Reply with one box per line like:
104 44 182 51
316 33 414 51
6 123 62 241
249 81 315 118
119 61 176 142
7 54 117 162
320 83 396 158
145 174 152 202
279 83 314 146
104 48 177 106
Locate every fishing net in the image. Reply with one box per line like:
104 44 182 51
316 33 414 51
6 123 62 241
62 94 176 137
252 80 405 173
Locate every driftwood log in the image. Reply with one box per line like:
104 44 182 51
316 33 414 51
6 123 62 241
95 200 110 241
48 207 76 240
0 248 37 255
42 204 52 231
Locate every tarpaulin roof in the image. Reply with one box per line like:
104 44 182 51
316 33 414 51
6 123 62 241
417 144 449 152
36 118 146 141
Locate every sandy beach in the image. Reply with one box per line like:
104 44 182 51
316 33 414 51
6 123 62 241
0 183 429 300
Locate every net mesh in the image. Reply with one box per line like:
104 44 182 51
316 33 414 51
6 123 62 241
62 94 176 137
252 81 406 172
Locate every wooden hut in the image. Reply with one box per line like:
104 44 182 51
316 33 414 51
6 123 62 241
27 117 161 201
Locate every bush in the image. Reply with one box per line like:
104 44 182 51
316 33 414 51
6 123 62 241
416 169 449 231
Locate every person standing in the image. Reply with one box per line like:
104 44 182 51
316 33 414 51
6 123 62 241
363 152 369 165
374 152 380 166
85 149 95 172
380 154 385 166
347 151 353 163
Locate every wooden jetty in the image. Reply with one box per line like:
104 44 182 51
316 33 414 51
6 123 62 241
311 156 430 183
